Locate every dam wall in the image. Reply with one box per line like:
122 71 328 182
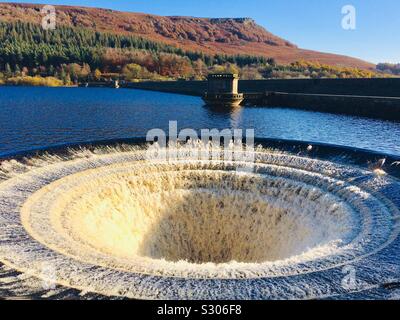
123 78 400 120
125 78 400 98
239 78 400 97
264 92 400 121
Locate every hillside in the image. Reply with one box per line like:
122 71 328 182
0 2 374 69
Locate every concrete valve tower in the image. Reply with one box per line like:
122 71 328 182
202 74 244 107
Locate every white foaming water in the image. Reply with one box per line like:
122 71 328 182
0 142 399 299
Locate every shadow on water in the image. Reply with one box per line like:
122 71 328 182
136 190 267 264
203 104 244 128
203 104 242 117
135 186 333 265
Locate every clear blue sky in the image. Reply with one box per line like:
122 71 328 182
2 0 399 64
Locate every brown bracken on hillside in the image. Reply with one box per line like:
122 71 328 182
0 2 375 69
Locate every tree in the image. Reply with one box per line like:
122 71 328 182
21 67 29 76
66 63 90 82
192 59 208 80
210 63 240 75
60 69 68 84
48 65 55 76
224 63 240 75
4 63 12 77
177 57 194 79
14 64 21 76
0 20 385 83
70 67 78 83
81 63 91 79
240 66 262 80
122 63 142 80
210 65 226 74
94 69 102 81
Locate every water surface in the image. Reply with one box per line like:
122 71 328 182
1 86 399 156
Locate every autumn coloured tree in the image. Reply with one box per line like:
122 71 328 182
0 20 389 85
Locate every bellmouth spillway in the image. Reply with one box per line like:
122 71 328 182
0 138 400 300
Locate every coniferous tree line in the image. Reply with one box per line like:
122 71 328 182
0 21 386 86
0 21 271 79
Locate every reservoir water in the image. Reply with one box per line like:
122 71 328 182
1 86 400 156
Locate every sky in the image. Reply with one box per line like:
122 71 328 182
2 0 399 64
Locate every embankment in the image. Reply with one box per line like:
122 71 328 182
124 78 400 120
239 78 400 97
125 78 400 97
265 92 400 120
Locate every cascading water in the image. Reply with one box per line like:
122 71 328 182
0 139 400 300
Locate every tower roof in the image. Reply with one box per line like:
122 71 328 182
207 74 240 79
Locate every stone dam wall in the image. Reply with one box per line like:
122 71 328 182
123 78 400 120
239 78 400 97
264 92 400 120
125 78 400 97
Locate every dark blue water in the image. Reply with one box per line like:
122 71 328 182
1 86 400 156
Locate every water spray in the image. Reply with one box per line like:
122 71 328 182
0 138 400 299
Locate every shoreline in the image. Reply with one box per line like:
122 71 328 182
0 84 78 88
